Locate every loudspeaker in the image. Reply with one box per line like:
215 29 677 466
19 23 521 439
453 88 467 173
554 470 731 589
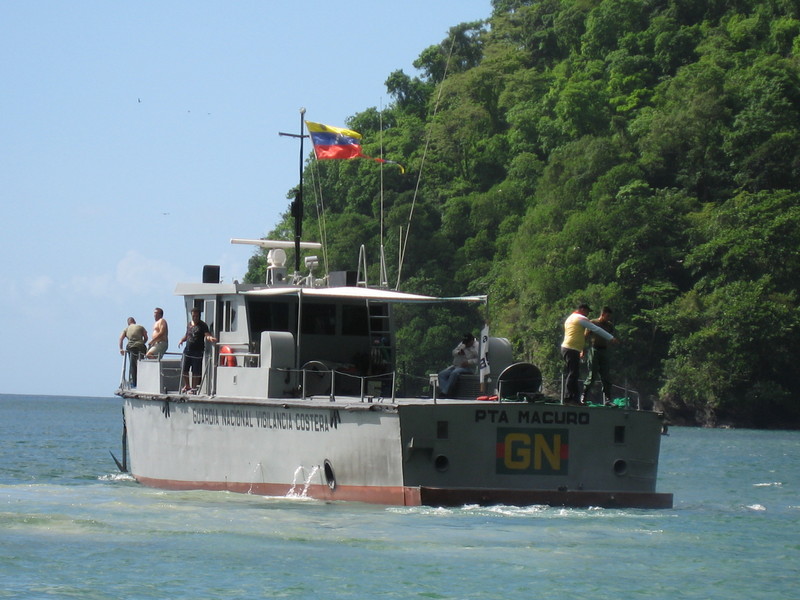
329 270 358 287
202 265 220 284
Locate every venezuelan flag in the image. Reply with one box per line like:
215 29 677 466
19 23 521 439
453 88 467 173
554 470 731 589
305 121 364 160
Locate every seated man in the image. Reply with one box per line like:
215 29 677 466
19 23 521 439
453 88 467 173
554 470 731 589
437 333 478 398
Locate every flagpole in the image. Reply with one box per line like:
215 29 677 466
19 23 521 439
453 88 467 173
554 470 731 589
294 108 306 276
278 110 310 280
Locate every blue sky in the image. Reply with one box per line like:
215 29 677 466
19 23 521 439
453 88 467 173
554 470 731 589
0 1 491 398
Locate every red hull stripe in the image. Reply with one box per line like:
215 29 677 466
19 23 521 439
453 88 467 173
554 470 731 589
133 476 672 509
135 475 416 506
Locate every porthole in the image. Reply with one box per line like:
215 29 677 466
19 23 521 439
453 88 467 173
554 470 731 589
324 459 336 490
434 454 450 472
613 459 628 476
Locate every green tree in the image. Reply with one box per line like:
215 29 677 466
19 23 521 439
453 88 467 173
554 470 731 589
659 191 800 426
244 0 800 427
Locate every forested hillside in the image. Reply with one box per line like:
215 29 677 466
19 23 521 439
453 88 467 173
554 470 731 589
247 0 800 428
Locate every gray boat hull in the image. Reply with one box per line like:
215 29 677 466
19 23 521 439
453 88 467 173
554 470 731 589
120 392 672 508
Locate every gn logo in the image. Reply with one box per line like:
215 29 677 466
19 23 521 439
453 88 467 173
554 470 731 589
496 428 569 475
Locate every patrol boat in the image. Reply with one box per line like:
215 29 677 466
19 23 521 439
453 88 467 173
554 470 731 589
114 237 672 509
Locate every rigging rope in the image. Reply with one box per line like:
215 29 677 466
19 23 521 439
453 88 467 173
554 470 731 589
395 31 458 290
308 156 330 275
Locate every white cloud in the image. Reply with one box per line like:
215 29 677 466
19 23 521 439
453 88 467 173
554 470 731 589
28 275 54 297
115 250 187 295
62 273 115 298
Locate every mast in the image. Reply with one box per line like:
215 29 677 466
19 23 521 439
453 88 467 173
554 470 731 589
279 108 313 279
292 107 306 276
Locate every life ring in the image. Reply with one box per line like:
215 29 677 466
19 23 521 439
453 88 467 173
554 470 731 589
219 345 237 367
300 360 332 396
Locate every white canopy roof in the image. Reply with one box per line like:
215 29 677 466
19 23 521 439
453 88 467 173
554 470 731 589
243 286 486 304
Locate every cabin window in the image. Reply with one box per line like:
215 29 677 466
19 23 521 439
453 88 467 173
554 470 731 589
222 300 237 332
204 300 215 332
614 426 626 444
188 299 214 331
301 303 336 335
248 300 291 334
341 304 369 336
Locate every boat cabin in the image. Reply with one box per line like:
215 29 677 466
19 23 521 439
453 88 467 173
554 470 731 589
130 262 511 401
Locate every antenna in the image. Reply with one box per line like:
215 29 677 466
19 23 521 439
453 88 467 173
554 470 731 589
396 33 457 290
357 245 368 287
278 109 313 278
378 102 388 288
294 108 306 275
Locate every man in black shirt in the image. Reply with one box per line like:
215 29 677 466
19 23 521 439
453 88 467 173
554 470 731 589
178 307 217 393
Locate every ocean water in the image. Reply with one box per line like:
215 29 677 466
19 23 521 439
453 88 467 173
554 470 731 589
1 395 798 600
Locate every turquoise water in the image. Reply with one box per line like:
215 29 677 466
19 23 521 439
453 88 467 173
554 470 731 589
1 394 798 599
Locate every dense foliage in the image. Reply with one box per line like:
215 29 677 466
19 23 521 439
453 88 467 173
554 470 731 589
248 0 800 428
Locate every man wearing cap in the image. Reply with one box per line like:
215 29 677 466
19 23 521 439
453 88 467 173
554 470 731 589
561 304 616 405
437 333 479 398
582 306 616 405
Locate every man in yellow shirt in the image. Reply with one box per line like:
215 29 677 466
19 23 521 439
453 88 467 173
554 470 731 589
561 304 615 405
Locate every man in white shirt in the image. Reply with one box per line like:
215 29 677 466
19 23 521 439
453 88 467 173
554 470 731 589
438 333 479 398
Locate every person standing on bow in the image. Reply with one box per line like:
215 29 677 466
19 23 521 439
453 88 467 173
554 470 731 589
560 303 616 405
582 306 616 405
119 317 148 386
437 333 479 398
178 307 217 394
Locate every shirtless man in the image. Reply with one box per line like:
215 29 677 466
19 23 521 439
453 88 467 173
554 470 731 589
145 307 169 359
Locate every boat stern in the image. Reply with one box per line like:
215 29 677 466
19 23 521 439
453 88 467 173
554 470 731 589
398 401 672 509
